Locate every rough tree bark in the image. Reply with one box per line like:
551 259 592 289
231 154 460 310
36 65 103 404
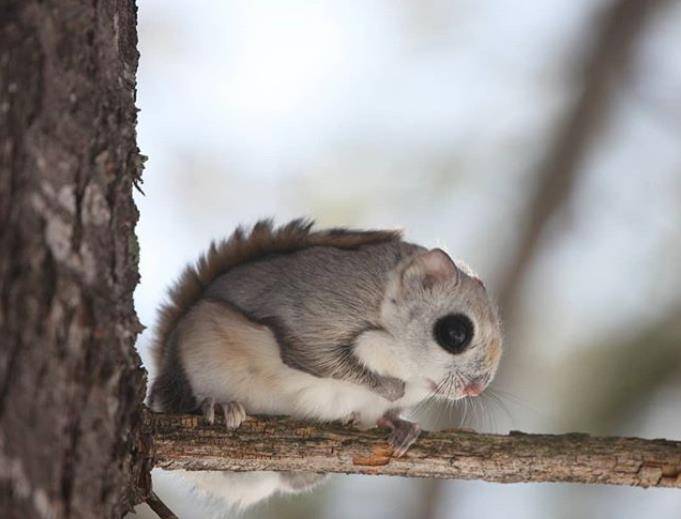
0 1 150 518
147 413 681 490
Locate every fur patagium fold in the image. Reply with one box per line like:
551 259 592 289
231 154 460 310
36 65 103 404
149 218 502 508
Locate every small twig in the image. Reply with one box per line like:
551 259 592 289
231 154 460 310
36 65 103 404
146 491 178 519
145 411 681 489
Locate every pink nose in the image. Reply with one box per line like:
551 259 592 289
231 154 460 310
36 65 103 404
463 383 483 397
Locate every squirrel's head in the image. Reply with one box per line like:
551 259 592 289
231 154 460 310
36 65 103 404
381 248 502 400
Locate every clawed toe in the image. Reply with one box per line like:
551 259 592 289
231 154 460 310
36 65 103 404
199 398 247 429
389 422 421 457
222 401 246 429
200 397 217 424
378 413 421 457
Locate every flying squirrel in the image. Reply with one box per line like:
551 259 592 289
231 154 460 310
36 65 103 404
149 219 503 508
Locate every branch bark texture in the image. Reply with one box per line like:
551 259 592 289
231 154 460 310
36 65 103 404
147 412 681 489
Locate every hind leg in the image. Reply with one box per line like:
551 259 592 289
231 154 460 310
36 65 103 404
180 300 279 428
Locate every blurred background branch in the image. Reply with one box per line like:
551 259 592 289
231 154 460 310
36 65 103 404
496 0 672 325
559 307 681 433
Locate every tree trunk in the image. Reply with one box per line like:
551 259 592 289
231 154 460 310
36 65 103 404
0 1 149 518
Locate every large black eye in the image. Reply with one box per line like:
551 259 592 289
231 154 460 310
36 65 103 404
433 314 474 354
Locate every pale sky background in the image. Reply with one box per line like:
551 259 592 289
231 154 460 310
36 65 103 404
132 1 681 518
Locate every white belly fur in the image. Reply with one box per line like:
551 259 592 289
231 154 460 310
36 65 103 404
171 301 430 510
179 301 430 427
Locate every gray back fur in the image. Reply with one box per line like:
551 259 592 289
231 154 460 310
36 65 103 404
206 240 424 386
150 219 406 410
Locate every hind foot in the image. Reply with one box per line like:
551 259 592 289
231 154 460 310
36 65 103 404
200 397 247 429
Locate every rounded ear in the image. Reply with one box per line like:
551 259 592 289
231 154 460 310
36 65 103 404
402 248 459 290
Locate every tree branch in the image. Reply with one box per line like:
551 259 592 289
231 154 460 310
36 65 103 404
144 411 681 489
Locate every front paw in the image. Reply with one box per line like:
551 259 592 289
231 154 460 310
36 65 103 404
200 397 247 429
374 376 405 402
377 414 421 457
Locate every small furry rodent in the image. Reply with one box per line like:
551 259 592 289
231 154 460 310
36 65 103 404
149 219 502 508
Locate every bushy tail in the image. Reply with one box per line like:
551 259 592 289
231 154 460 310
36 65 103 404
151 218 401 370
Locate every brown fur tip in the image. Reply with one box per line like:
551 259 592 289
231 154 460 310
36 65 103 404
151 219 402 367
